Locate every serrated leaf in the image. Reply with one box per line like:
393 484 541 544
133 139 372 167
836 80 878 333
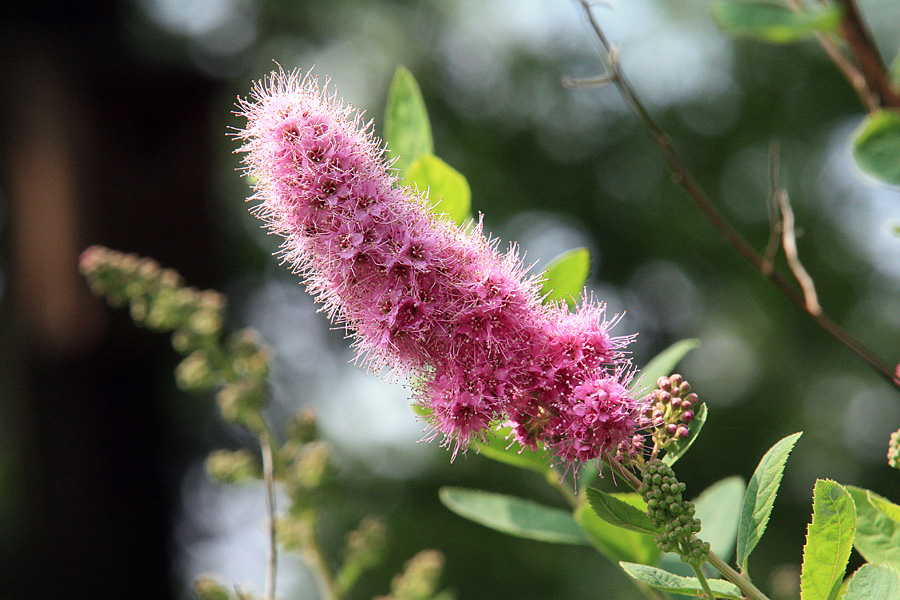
711 0 842 43
800 479 856 600
852 110 900 186
637 339 702 392
405 154 471 225
737 432 803 572
539 247 591 308
662 402 707 466
619 562 744 599
693 476 745 564
846 485 900 570
477 426 552 475
843 563 900 600
439 487 589 544
384 66 433 176
575 496 660 565
585 488 660 535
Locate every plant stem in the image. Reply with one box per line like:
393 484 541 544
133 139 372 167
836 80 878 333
832 0 900 109
259 428 278 600
706 551 772 600
573 0 900 392
691 563 718 600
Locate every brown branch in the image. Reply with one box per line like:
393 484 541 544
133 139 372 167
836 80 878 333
574 0 900 390
833 0 900 109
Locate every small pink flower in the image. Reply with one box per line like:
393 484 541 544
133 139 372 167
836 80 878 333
237 69 641 467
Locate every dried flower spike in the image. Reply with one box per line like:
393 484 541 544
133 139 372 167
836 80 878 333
236 69 640 467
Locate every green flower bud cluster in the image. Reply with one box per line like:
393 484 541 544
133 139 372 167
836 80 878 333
641 374 700 454
80 245 226 338
888 428 900 470
375 549 451 600
639 459 709 566
205 448 260 484
335 517 389 596
192 576 234 600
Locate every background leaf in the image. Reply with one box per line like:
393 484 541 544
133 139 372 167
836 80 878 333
842 564 900 600
800 479 856 600
662 403 707 467
575 496 660 565
477 426 552 475
693 476 745 564
585 488 660 535
637 339 702 392
439 487 589 545
405 154 471 225
619 562 744 599
710 0 842 43
539 247 591 308
846 485 900 570
852 110 900 186
737 432 803 572
383 66 433 176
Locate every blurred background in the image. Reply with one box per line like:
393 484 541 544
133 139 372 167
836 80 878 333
2 0 900 598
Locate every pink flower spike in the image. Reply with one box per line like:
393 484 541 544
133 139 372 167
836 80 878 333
236 69 642 469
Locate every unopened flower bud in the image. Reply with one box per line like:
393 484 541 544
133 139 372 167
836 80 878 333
676 425 689 438
657 376 671 391
681 411 694 423
669 374 683 388
206 448 259 484
176 350 216 391
193 577 231 600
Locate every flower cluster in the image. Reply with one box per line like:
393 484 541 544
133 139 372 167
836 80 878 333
236 70 640 467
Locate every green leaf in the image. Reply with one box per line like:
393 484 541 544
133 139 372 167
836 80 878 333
800 479 856 600
539 247 591 308
711 0 843 44
843 564 900 600
405 154 471 225
439 487 589 545
736 432 803 572
619 563 744 599
585 488 661 535
477 426 553 475
384 66 433 176
662 402 708 467
575 496 660 565
637 339 702 391
693 476 745 564
846 485 900 570
852 110 900 186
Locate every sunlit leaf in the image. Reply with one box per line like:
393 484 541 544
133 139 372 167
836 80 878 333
662 403 707 466
737 432 803 572
852 110 900 186
575 497 660 565
846 485 900 570
693 476 745 564
711 0 842 43
800 480 856 600
842 564 900 600
384 66 433 176
405 154 471 225
585 488 660 535
619 562 744 599
539 247 591 308
439 487 589 544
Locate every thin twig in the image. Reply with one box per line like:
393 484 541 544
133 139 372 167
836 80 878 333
260 428 278 600
767 143 821 314
777 189 821 315
832 0 900 109
784 0 880 111
573 0 900 390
